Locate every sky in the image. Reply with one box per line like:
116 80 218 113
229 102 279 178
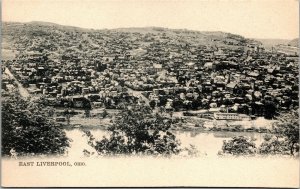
2 0 299 39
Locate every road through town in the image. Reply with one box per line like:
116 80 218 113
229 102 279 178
5 67 30 98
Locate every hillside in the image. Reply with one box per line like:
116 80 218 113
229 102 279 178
254 38 290 49
288 38 299 47
3 21 260 50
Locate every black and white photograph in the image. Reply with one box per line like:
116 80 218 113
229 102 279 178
1 0 299 187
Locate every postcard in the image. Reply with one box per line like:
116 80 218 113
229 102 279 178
1 0 299 187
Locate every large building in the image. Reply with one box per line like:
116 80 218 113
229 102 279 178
214 113 250 120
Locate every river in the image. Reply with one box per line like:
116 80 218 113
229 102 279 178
65 128 265 157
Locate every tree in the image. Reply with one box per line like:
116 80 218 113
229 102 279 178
158 96 168 107
149 100 156 109
183 144 200 157
2 94 70 157
221 136 256 155
191 99 201 110
172 99 183 111
277 110 299 156
85 104 181 156
84 108 91 118
102 109 108 118
258 134 288 155
264 100 277 119
259 110 299 156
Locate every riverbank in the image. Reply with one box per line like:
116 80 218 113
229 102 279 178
62 113 277 134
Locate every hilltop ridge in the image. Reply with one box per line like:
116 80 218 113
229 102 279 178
3 21 261 49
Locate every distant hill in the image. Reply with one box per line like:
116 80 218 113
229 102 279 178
288 38 299 47
254 38 291 49
3 21 261 49
2 21 92 33
114 27 260 48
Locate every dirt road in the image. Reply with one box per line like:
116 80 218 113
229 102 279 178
5 68 30 98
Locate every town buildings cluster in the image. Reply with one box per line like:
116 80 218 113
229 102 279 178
2 22 299 121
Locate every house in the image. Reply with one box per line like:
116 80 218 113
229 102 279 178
247 71 260 78
92 102 102 108
82 88 90 94
226 82 237 92
56 117 66 122
194 110 214 119
165 100 173 111
204 62 215 70
153 63 163 72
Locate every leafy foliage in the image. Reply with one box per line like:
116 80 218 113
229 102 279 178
2 94 70 157
221 110 299 157
259 110 299 156
222 136 256 155
149 100 156 109
85 104 181 156
258 134 289 155
183 144 200 157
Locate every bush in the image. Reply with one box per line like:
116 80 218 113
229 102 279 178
221 136 256 155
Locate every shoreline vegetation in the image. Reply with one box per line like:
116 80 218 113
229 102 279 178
1 93 298 158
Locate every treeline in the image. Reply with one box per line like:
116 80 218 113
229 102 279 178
220 110 299 156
